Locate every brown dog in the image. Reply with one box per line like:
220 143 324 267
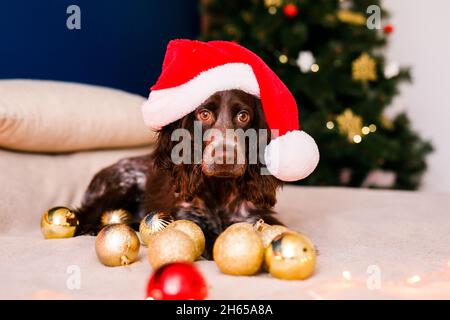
76 89 283 258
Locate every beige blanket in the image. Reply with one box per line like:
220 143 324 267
1 147 449 299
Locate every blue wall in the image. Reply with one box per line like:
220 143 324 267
0 0 199 96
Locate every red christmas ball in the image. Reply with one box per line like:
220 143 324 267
384 24 394 34
283 4 299 18
146 263 208 300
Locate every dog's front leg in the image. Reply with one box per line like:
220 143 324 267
223 199 284 228
171 198 222 260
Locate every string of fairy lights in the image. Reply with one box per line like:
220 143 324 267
304 260 450 299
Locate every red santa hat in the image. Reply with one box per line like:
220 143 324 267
142 39 319 181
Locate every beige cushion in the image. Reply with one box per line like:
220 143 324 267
0 79 156 152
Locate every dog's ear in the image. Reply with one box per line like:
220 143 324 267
152 113 194 171
173 163 204 201
152 113 203 200
152 122 177 171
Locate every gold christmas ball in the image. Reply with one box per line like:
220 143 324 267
265 232 316 280
213 225 264 276
40 206 79 239
169 220 205 259
95 224 140 267
225 222 255 232
100 209 132 227
147 228 196 270
258 224 289 248
139 211 173 246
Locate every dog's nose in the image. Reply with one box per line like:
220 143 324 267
212 142 238 164
205 140 243 165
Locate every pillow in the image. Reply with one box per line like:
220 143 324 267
0 79 156 153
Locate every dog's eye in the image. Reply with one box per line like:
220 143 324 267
237 111 250 123
198 109 212 122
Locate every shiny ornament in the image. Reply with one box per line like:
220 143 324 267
265 232 316 280
337 10 366 25
146 262 207 300
352 52 377 82
169 220 205 259
147 228 196 270
95 224 140 267
384 24 394 34
283 4 298 18
100 209 132 227
226 222 254 232
296 51 315 73
40 206 78 239
255 221 289 248
213 224 264 276
336 108 363 142
139 211 173 246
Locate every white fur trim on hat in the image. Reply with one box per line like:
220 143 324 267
142 63 260 130
264 130 319 181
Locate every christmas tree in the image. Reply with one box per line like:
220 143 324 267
200 0 432 189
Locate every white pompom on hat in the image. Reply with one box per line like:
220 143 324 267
142 39 319 181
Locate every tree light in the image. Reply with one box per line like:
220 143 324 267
353 135 362 143
342 270 352 280
279 54 288 64
406 275 421 285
